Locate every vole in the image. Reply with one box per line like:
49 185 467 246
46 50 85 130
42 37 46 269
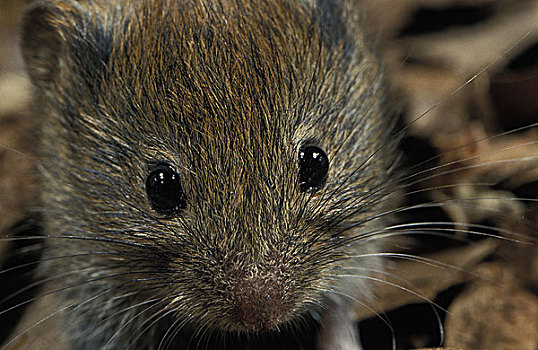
18 0 399 348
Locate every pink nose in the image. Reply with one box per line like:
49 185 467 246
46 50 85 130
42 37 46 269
229 275 286 332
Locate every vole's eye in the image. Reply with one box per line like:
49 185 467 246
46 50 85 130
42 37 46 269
145 164 185 214
298 145 329 192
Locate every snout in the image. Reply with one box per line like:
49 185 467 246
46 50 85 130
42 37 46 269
227 272 288 331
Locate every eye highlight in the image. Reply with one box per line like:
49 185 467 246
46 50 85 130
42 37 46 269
145 163 185 215
298 145 329 192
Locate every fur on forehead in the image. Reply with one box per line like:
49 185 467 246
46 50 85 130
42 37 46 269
102 0 380 134
23 0 389 180
23 0 385 143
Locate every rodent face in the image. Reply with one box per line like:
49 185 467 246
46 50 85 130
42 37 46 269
23 0 396 334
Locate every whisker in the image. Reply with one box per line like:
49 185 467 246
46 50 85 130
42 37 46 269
126 303 188 349
0 268 166 319
0 251 152 276
157 308 189 350
394 31 531 139
334 197 537 244
338 265 445 345
1 280 139 350
346 252 480 279
103 297 163 349
408 122 538 174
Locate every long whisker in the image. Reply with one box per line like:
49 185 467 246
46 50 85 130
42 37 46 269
334 197 537 244
1 280 140 350
394 31 531 139
103 297 163 348
0 268 165 319
338 265 446 345
407 122 538 174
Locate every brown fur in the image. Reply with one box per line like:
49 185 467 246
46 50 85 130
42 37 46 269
21 0 398 348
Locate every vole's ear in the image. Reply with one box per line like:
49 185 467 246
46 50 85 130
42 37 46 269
21 0 113 89
21 1 69 87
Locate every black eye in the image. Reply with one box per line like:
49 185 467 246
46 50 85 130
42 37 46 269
145 163 185 214
298 145 329 192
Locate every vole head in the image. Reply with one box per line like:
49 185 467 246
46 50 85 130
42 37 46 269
22 0 396 333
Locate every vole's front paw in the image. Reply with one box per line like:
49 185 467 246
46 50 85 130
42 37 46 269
317 304 363 350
